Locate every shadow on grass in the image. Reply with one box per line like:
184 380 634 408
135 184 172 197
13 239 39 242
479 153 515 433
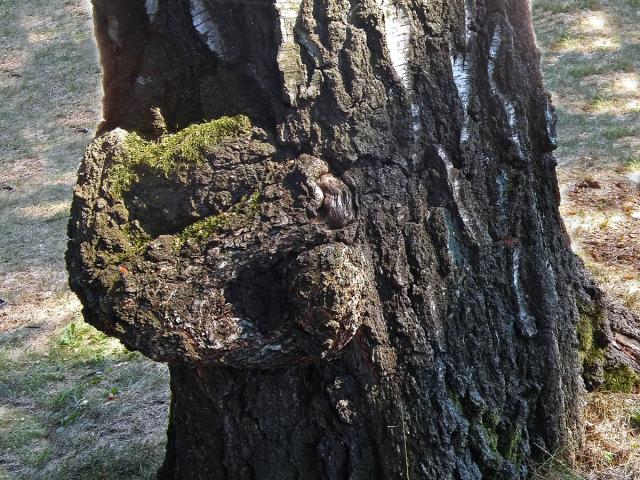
0 2 169 478
0 0 102 295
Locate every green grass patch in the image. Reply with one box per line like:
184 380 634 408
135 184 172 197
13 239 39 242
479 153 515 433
567 58 633 78
49 320 133 366
53 440 162 480
0 318 166 479
602 126 639 140
554 31 583 51
589 92 615 111
569 64 602 78
578 0 601 8
623 154 640 171
608 58 636 73
0 410 47 452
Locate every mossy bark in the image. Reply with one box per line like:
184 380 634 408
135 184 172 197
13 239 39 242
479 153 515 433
576 282 640 393
67 0 640 478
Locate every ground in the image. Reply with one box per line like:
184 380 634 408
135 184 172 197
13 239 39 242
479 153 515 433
0 0 638 478
0 1 167 479
535 0 640 314
533 1 640 478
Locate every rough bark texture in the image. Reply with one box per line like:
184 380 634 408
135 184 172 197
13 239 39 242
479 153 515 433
66 0 639 478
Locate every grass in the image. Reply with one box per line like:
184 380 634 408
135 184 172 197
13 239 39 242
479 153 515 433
530 445 586 479
624 154 640 171
0 1 169 478
0 317 167 479
534 0 640 476
0 0 638 478
602 126 640 140
0 319 166 480
534 0 640 314
576 393 640 478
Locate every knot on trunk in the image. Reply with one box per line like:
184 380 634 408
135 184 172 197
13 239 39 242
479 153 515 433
288 243 368 358
294 154 355 229
67 121 369 368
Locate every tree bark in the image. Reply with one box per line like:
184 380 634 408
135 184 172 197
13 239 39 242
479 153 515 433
66 0 639 478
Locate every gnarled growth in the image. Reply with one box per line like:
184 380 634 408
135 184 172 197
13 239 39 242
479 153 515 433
68 121 364 368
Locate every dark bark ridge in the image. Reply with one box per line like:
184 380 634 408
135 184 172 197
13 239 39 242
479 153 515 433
67 0 639 478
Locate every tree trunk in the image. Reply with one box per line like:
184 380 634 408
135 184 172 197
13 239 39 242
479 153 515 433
66 0 639 478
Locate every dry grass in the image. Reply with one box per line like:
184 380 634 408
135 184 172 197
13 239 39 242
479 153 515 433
534 0 640 311
529 392 640 479
535 0 640 311
576 393 640 479
534 0 640 478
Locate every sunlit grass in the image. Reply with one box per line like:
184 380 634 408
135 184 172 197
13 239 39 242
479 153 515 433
589 92 616 112
617 75 639 92
534 0 640 476
624 154 640 171
584 13 607 30
0 318 167 480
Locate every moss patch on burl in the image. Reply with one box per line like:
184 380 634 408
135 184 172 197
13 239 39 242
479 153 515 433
603 365 639 393
577 301 640 393
577 302 606 370
177 191 261 245
109 115 251 197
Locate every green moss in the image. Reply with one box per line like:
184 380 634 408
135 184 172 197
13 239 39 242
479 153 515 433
150 107 168 136
109 162 137 199
176 191 261 245
584 347 606 368
577 312 594 353
121 224 151 252
505 426 523 466
483 410 501 430
479 413 525 467
178 215 228 244
487 428 499 452
479 411 501 453
577 302 607 369
602 365 639 393
109 115 251 197
446 386 463 411
631 410 640 429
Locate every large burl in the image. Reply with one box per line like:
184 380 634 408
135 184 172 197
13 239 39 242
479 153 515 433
67 115 372 368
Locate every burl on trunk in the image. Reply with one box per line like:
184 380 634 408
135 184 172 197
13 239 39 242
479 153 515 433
67 0 640 478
